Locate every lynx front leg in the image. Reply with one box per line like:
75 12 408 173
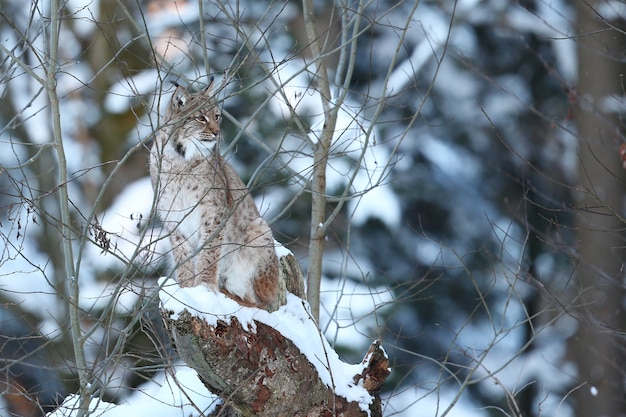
194 217 224 289
194 242 221 289
170 231 196 287
246 218 280 307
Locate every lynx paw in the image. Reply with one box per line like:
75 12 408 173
193 274 219 290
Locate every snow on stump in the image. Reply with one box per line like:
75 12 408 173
159 277 389 417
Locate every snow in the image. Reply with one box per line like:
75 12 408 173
385 38 436 97
320 277 393 353
505 0 578 81
600 94 626 114
483 75 531 121
0 395 8 417
276 129 403 229
158 278 374 413
348 182 401 228
0 124 162 330
65 0 100 38
273 239 294 259
414 236 466 268
85 177 168 272
268 58 403 229
104 70 161 114
383 385 485 417
477 313 577 396
597 1 626 20
144 1 199 35
48 365 218 417
420 134 481 180
267 58 320 120
0 205 61 320
6 66 49 144
384 6 454 97
321 249 376 281
78 280 140 315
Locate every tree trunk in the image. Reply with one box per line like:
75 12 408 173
571 2 626 415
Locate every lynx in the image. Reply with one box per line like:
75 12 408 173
150 80 280 309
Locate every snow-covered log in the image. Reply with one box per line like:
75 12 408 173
158 254 389 417
162 311 388 416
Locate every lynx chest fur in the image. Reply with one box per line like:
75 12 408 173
150 82 279 309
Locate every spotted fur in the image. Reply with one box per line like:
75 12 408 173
150 81 280 309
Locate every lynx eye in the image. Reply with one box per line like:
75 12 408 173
196 115 207 123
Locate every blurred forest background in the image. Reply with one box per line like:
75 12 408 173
0 0 625 416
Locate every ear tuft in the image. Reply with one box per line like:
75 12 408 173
203 76 216 96
171 84 191 108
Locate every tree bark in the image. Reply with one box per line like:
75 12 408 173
571 2 626 415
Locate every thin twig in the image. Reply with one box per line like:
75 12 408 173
45 1 90 416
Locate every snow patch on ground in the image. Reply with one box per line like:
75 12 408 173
48 365 218 417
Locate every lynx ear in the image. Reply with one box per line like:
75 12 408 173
202 75 216 97
171 84 191 109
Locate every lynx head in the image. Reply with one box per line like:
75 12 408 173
161 79 222 160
